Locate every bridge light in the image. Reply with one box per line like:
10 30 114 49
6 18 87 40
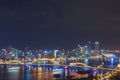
46 67 48 70
69 69 71 71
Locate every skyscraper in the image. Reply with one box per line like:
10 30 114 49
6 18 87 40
94 42 100 55
87 41 91 56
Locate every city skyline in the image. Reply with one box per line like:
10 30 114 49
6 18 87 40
0 0 120 49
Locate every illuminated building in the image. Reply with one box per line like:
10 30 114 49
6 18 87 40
80 47 85 55
94 42 100 54
77 44 85 56
54 50 59 58
84 46 88 55
87 41 91 56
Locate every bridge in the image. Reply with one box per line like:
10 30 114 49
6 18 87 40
31 58 60 65
1 58 120 80
1 58 119 71
4 58 60 65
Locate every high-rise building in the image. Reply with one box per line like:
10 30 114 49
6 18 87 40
54 50 59 58
78 44 86 55
88 42 91 52
94 42 100 54
87 41 91 56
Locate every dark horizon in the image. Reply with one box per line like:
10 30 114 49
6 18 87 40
0 0 120 50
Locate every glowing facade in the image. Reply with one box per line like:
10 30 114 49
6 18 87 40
94 42 100 54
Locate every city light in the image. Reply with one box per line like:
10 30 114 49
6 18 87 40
0 42 119 80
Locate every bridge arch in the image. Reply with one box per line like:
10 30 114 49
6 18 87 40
7 60 23 64
31 58 60 65
70 62 103 69
97 65 102 68
69 62 89 67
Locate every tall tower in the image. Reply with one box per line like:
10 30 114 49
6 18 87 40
94 42 100 54
87 41 91 56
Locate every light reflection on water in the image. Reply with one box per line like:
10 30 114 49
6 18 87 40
0 66 90 80
0 67 58 80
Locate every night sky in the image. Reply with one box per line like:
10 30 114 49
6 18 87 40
0 0 120 50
